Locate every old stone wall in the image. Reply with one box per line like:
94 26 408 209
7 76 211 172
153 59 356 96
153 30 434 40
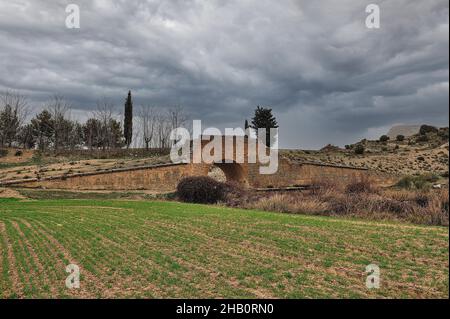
13 158 397 191
7 137 398 191
18 163 194 192
246 159 396 188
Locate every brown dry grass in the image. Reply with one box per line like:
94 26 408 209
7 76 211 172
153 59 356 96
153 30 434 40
231 177 449 226
0 188 25 199
0 148 34 164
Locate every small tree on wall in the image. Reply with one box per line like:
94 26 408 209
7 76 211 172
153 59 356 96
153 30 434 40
124 90 133 148
250 106 278 147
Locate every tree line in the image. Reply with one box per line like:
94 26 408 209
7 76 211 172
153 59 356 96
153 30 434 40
0 90 187 152
1 89 279 151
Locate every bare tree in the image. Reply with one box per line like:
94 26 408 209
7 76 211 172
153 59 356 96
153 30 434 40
168 105 187 132
92 98 123 149
0 90 29 147
155 110 172 149
93 98 114 150
139 105 156 150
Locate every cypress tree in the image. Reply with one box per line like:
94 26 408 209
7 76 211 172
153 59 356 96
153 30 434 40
124 90 133 148
244 119 249 137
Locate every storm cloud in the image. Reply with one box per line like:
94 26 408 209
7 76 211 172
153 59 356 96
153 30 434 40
0 0 448 148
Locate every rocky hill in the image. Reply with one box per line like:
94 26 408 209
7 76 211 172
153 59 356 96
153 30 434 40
282 125 449 178
387 124 421 139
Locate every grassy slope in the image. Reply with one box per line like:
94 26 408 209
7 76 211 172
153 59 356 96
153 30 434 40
0 199 448 298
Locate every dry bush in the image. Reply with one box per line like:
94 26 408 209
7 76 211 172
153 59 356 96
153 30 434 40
221 181 252 207
291 197 329 215
383 189 415 201
310 177 342 194
345 176 377 194
416 189 449 226
251 194 294 213
177 176 226 204
235 183 449 226
217 173 448 226
250 193 329 215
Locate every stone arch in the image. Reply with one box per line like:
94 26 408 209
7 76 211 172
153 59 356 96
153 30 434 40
208 161 248 185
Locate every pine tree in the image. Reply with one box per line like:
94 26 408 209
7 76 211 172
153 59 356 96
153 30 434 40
124 90 133 148
31 110 54 151
250 106 278 147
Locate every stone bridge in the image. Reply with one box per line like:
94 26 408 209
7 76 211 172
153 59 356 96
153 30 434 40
2 137 397 192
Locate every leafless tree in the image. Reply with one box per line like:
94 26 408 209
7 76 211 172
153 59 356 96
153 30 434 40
155 110 173 149
139 105 156 150
92 98 123 149
168 105 187 132
0 90 29 147
93 98 115 150
45 95 71 151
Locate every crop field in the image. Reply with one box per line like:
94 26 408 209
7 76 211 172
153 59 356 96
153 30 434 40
0 198 448 298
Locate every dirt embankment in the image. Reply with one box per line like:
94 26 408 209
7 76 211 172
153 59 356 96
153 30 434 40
0 188 25 199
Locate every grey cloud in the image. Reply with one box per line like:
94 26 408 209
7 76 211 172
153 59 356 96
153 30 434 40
0 0 448 148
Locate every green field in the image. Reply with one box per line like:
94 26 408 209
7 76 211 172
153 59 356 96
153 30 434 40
0 198 448 298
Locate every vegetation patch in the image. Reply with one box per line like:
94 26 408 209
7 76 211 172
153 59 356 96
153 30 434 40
0 199 447 298
177 176 226 204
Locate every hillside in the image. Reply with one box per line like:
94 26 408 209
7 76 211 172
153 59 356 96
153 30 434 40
1 126 448 185
387 125 421 139
282 126 449 178
0 150 171 185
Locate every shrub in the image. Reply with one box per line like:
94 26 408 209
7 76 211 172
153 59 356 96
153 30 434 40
379 135 390 142
437 128 449 140
251 194 328 215
252 194 293 213
0 149 8 158
345 178 375 194
419 125 438 135
396 174 438 190
417 189 449 226
222 182 249 207
416 135 429 143
396 135 405 141
354 144 365 155
177 176 226 204
396 176 416 189
225 186 449 226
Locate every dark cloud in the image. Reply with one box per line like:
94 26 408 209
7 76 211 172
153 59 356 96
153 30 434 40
0 0 448 148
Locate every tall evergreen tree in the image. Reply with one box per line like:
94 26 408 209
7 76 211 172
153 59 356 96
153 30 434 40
31 110 54 151
250 106 278 147
124 90 133 148
0 104 20 147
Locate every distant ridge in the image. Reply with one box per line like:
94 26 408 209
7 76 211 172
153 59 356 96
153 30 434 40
387 125 421 139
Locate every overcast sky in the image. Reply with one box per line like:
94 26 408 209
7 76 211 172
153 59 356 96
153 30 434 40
0 0 448 149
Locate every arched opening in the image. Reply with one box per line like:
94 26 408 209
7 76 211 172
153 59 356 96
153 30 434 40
207 162 247 185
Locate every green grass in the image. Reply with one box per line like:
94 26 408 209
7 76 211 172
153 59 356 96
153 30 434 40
0 198 448 298
16 189 175 201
